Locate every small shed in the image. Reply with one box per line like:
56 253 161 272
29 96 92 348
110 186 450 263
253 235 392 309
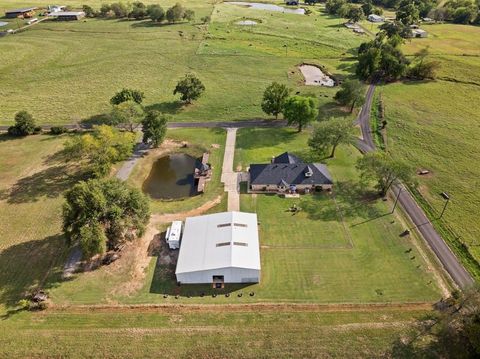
48 11 85 20
5 7 37 18
368 14 384 22
411 29 428 38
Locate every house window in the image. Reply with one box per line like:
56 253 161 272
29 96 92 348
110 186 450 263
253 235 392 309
233 223 248 228
217 223 231 228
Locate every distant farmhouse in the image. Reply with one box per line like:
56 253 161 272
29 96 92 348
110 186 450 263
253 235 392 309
5 7 37 19
175 211 260 286
248 152 333 194
48 11 85 21
367 14 384 22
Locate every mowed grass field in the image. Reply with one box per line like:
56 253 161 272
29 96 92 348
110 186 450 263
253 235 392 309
0 0 366 125
0 134 75 313
379 23 480 276
0 307 430 358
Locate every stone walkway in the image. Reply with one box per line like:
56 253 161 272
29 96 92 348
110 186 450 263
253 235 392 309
221 128 240 211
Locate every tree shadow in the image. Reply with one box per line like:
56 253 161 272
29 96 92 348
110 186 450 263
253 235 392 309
130 20 186 28
145 100 184 115
80 113 110 128
0 234 67 310
300 181 384 222
0 163 87 204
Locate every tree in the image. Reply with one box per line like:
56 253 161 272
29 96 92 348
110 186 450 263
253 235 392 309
99 3 112 17
200 15 211 23
8 111 36 136
282 96 318 132
166 3 185 23
184 9 195 21
356 46 381 80
308 118 356 158
142 110 168 147
334 79 365 113
325 0 347 14
64 125 136 177
379 21 412 38
129 1 147 19
147 4 165 22
261 82 291 120
110 2 129 18
173 73 205 103
347 6 365 22
110 101 145 132
82 4 97 17
110 88 145 105
63 178 150 258
396 0 420 25
407 48 441 79
356 152 414 196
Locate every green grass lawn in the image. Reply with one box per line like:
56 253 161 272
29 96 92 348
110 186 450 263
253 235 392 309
0 133 74 313
0 0 365 125
0 307 429 358
376 23 480 278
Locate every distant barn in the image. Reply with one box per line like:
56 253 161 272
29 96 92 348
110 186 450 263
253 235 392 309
5 7 37 19
48 11 85 21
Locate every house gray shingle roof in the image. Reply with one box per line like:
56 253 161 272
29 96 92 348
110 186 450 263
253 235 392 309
6 7 37 14
249 162 333 186
272 152 301 164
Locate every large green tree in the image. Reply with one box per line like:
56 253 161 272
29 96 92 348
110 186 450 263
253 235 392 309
110 100 145 132
142 110 168 147
334 79 366 113
166 3 185 23
356 152 414 196
261 82 291 120
110 88 144 105
7 111 36 136
64 125 136 177
173 74 205 103
282 96 318 132
396 0 420 25
147 4 165 22
308 118 356 158
63 178 150 258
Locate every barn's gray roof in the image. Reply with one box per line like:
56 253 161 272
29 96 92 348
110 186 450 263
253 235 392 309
6 7 37 13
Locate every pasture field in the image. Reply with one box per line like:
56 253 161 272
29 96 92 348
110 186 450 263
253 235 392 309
0 133 74 313
0 0 365 125
379 23 480 277
0 307 430 358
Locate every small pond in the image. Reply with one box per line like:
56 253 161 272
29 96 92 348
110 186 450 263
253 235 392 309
227 2 305 15
143 154 198 200
299 64 335 87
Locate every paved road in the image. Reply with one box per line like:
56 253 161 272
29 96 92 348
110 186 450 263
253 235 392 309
357 84 474 289
116 141 149 181
0 119 287 132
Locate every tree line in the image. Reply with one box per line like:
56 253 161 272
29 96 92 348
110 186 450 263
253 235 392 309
82 2 196 23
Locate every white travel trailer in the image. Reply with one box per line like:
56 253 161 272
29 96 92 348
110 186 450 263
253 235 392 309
165 221 183 250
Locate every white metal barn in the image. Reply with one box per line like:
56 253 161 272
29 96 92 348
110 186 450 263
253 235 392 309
175 211 260 285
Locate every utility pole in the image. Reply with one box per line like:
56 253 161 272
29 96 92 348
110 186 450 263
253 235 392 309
439 192 450 219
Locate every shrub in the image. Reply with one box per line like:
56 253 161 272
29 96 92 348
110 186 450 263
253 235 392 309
8 111 36 136
50 126 69 135
110 88 145 105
